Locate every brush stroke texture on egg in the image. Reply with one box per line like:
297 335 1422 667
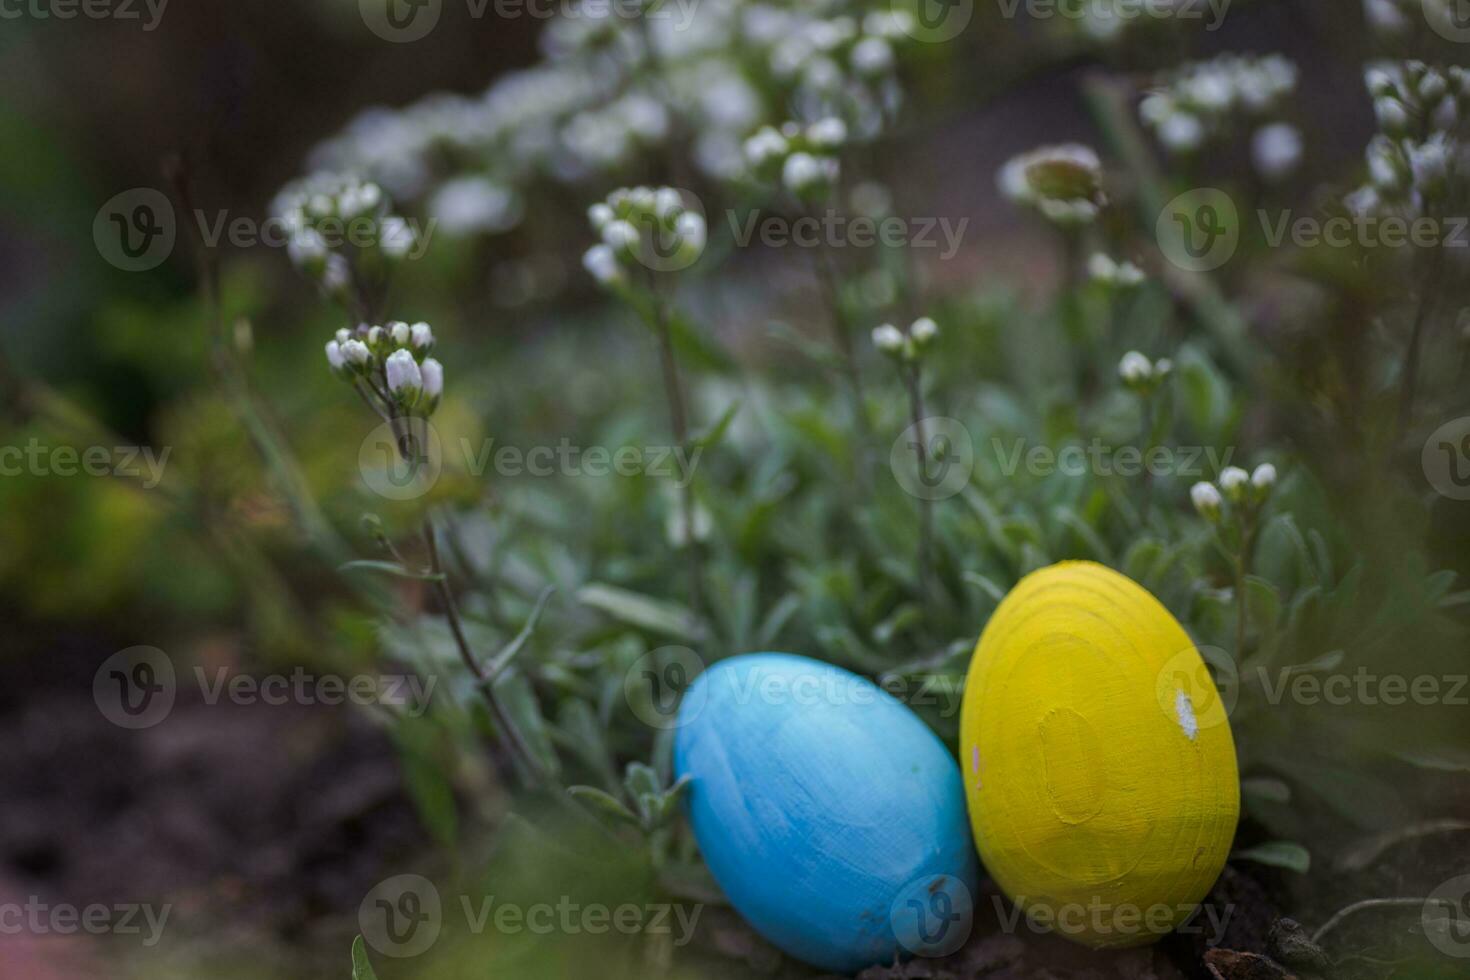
675 653 977 974
960 562 1240 948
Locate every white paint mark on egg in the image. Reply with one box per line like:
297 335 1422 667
1174 688 1199 741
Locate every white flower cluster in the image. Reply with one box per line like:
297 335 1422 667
1191 463 1275 522
1089 253 1146 288
324 321 443 416
273 173 417 296
287 0 911 241
1346 62 1467 218
1363 0 1465 36
744 118 847 199
872 317 938 361
583 186 708 284
1139 54 1300 177
1117 351 1172 394
998 144 1106 226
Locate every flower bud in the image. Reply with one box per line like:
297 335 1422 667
603 219 641 256
409 322 434 352
420 357 444 412
909 317 938 346
1118 350 1153 387
1191 481 1223 521
1219 466 1250 503
325 339 347 374
390 321 411 346
341 338 372 370
872 323 905 354
583 244 623 285
1250 462 1277 496
588 202 615 230
806 117 847 150
386 349 423 402
783 152 837 197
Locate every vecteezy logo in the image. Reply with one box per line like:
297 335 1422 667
890 874 973 958
93 646 176 729
1424 874 1470 957
1156 189 1239 272
897 0 974 42
359 874 442 958
93 189 176 272
1423 417 1470 500
359 419 443 501
1424 0 1470 42
625 646 706 729
890 416 974 501
360 0 442 42
1156 645 1238 733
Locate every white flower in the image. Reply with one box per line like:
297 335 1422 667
1252 122 1303 182
588 202 615 230
654 187 684 221
806 117 847 150
385 349 423 397
367 325 384 346
287 227 328 268
850 36 894 76
409 322 434 352
583 244 623 285
1409 134 1454 192
675 211 706 258
335 328 352 345
325 340 346 371
1251 462 1277 490
431 178 521 236
872 324 905 353
1089 253 1119 281
910 317 938 345
743 126 789 168
1118 351 1153 385
783 152 836 195
1219 466 1250 501
1191 481 1223 521
603 219 640 253
1154 358 1173 377
420 357 444 400
379 215 415 259
390 321 411 346
1374 96 1409 134
1159 112 1206 152
341 338 371 367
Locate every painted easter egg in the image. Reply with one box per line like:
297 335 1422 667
959 561 1239 948
675 653 978 974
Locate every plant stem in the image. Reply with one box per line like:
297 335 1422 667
1235 514 1256 660
809 230 873 447
904 363 934 595
647 279 704 614
1398 226 1447 436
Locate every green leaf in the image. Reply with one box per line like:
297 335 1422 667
692 400 742 451
485 586 556 680
491 670 562 781
351 936 380 980
338 560 445 583
1243 575 1282 638
577 583 703 641
1241 777 1291 805
1234 841 1311 874
568 785 642 830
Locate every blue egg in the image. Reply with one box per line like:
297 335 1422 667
674 653 978 975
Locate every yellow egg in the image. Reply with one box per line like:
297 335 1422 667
959 561 1239 948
